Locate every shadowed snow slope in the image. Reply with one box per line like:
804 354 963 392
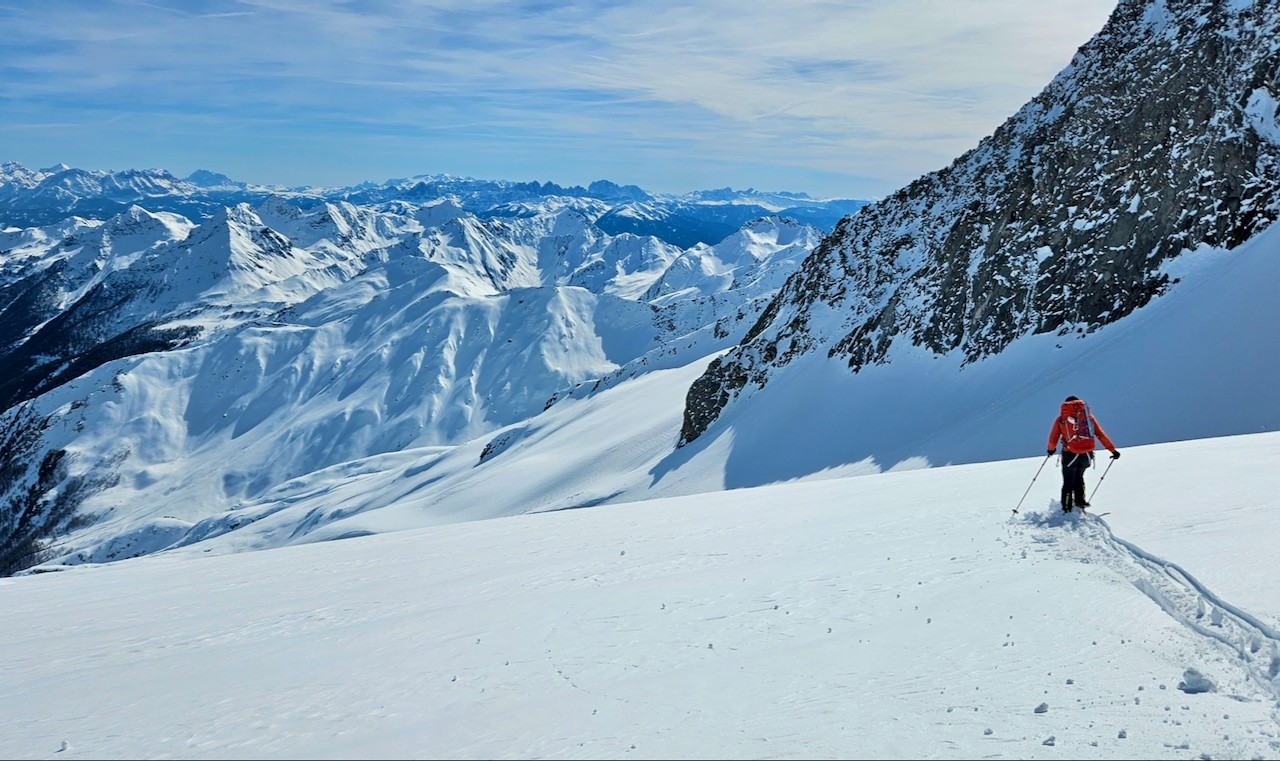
1 430 1278 760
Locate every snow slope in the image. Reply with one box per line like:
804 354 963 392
1 430 1278 760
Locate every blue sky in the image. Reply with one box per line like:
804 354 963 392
2 0 1116 199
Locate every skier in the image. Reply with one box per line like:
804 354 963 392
1047 395 1120 512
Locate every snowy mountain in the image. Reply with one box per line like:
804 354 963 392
679 0 1280 451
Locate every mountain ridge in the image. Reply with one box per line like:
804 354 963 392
678 0 1280 446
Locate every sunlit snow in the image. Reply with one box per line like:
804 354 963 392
2 430 1279 759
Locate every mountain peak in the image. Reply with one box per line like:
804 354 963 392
186 169 241 188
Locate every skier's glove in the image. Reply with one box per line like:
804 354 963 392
1110 450 1121 460
1046 449 1055 456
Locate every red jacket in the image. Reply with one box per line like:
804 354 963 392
1048 399 1116 455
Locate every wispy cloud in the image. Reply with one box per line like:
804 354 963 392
0 0 1116 196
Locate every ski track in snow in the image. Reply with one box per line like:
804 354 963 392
1017 505 1280 729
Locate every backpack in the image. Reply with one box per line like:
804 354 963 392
1060 399 1096 451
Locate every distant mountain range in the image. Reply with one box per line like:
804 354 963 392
0 161 868 248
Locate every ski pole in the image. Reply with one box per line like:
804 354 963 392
1013 453 1052 514
1087 457 1116 504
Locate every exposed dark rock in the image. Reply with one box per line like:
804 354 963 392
0 404 118 575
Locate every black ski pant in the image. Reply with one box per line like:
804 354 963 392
1060 451 1093 507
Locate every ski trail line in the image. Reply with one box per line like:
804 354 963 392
1019 508 1280 703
